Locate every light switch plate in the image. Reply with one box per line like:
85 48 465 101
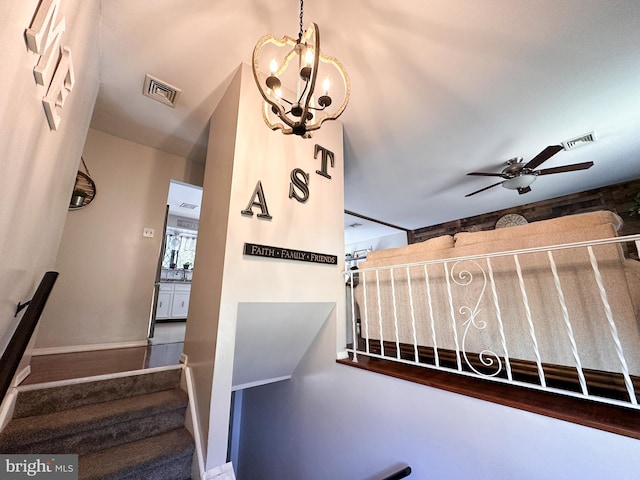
143 228 155 238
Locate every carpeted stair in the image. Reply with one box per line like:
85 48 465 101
0 367 194 480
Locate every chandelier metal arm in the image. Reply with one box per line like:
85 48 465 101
296 23 320 133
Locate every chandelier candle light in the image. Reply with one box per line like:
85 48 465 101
252 0 350 137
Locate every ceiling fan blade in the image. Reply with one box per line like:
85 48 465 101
466 172 506 177
465 181 504 197
523 145 564 170
517 186 531 195
536 161 594 175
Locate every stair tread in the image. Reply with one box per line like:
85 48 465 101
78 428 194 480
0 389 188 450
14 368 182 418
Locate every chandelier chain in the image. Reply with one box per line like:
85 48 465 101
298 0 304 42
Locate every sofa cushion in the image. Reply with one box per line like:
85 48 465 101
453 223 622 259
367 235 454 263
454 210 622 248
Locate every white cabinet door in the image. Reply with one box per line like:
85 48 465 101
156 291 172 319
171 291 190 318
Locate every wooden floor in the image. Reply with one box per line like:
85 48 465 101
22 342 184 385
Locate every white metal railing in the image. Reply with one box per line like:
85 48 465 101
345 234 640 409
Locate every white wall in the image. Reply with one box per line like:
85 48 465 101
0 1 100 358
36 129 204 351
183 63 345 470
346 231 408 258
237 308 640 480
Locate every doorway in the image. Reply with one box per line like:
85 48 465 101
148 180 202 345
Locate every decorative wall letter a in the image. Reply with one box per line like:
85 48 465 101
241 181 273 219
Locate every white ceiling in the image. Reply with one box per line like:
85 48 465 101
167 180 202 220
91 0 640 245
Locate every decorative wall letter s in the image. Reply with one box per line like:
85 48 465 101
289 168 310 203
241 181 273 219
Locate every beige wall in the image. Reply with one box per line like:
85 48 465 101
184 63 345 469
0 1 100 357
35 129 204 350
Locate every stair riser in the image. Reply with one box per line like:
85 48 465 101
80 449 194 480
14 369 182 418
4 407 187 455
77 428 195 480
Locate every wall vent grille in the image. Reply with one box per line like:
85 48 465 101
562 131 596 150
143 74 181 107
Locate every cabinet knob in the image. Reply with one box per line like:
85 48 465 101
181 301 185 307
159 301 162 308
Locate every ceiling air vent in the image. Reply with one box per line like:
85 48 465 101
562 131 596 151
143 74 181 107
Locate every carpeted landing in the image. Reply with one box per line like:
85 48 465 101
0 367 194 479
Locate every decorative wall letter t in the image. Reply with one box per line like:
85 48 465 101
241 181 273 219
314 144 335 179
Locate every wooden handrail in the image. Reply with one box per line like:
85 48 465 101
0 271 59 401
381 466 412 480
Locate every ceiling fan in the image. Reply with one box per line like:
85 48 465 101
465 145 594 197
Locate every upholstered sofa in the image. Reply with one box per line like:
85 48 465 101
353 210 640 376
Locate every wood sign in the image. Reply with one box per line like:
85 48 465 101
243 243 337 265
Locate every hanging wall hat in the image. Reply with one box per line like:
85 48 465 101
69 157 96 210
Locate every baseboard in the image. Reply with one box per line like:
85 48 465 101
184 365 206 479
31 340 148 356
0 389 18 432
13 365 31 386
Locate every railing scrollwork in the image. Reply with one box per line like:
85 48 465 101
451 260 502 378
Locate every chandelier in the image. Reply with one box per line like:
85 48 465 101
251 0 350 137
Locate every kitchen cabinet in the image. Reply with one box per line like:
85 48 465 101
171 284 191 319
155 284 173 320
156 291 172 319
156 283 191 320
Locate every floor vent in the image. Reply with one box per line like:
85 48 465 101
562 131 596 150
143 74 181 107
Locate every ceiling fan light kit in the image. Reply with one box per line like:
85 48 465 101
501 172 536 190
465 143 594 197
251 0 350 137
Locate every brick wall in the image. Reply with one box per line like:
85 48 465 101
410 177 640 243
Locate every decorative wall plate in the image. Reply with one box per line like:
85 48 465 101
495 213 528 228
